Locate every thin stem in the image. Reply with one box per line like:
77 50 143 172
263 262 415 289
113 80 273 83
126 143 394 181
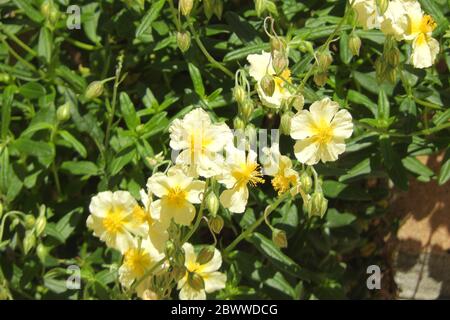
0 38 43 76
104 57 123 148
1 29 37 57
223 188 294 256
65 38 99 51
167 0 182 31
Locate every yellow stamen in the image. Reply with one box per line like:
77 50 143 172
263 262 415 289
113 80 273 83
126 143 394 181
124 248 152 277
103 207 127 235
272 174 297 195
232 161 265 188
274 68 292 93
166 186 187 207
132 205 152 225
313 120 334 145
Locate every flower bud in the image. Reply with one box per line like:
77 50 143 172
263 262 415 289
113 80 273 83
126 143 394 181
165 240 176 258
23 231 36 254
297 40 314 54
375 58 387 82
56 102 71 122
299 172 313 194
307 192 328 218
272 51 288 75
203 0 214 19
213 0 223 19
289 94 305 111
0 202 3 219
142 289 159 300
172 266 187 282
206 193 219 216
196 246 215 265
313 72 328 87
24 215 36 230
280 112 292 136
386 47 400 67
272 228 288 248
233 117 245 130
187 272 205 291
177 31 191 53
317 50 333 72
40 0 52 18
48 6 60 25
36 243 49 264
255 0 266 17
260 74 275 97
271 37 286 53
0 73 11 83
179 0 194 16
210 215 224 234
376 0 389 15
84 81 104 100
241 99 254 121
349 34 362 57
387 68 397 84
233 86 246 105
174 248 185 267
35 215 47 237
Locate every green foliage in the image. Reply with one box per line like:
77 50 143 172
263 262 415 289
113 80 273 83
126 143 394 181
0 0 449 300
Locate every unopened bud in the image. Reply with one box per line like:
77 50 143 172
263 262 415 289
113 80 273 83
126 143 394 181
165 240 176 258
271 37 286 53
317 51 333 72
376 0 389 15
313 72 328 87
84 81 104 100
233 117 245 130
187 272 205 291
179 0 194 16
272 51 288 75
203 0 214 19
386 47 400 67
375 58 387 82
241 99 254 121
176 31 191 53
213 0 223 19
255 0 266 17
261 74 275 97
307 192 328 218
206 193 219 216
23 231 36 254
172 266 187 282
24 215 36 229
142 289 159 300
48 7 60 25
233 86 246 105
35 215 47 237
0 202 3 219
280 112 292 135
36 243 48 263
349 34 362 56
196 246 215 265
387 68 397 84
56 102 71 122
299 172 313 194
210 215 224 234
298 40 314 54
40 0 52 18
272 228 288 248
174 248 185 267
0 73 11 83
289 94 305 111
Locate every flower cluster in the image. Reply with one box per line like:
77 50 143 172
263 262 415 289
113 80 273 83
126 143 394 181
353 0 440 68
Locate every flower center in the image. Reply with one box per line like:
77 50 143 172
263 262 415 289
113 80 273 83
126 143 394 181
132 205 152 225
274 68 292 93
232 161 265 188
272 173 297 195
420 15 436 34
103 207 127 235
124 248 152 277
313 121 334 145
166 186 187 207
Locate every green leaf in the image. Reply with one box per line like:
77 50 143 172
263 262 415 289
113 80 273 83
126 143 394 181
135 0 166 40
402 156 434 181
325 208 356 228
438 150 450 186
339 158 371 182
19 82 46 99
61 161 99 176
140 112 168 138
11 138 55 167
377 88 389 120
58 130 87 158
323 180 371 201
12 0 44 23
339 32 352 64
38 27 53 64
109 146 136 176
188 63 205 97
379 136 408 190
223 43 270 62
347 90 377 117
1 85 15 140
82 3 101 44
21 122 54 137
120 92 139 130
45 208 82 243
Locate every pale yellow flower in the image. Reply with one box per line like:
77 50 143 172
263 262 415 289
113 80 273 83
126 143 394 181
147 167 205 228
118 237 164 296
169 108 233 178
290 98 353 165
219 146 264 213
261 143 299 195
87 191 148 253
247 51 293 109
352 0 382 30
177 243 226 300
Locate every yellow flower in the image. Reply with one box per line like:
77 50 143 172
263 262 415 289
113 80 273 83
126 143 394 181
87 191 148 253
118 237 164 296
261 144 299 195
290 98 353 165
219 146 264 213
169 108 233 178
247 51 295 109
352 0 382 30
177 243 226 300
147 167 205 228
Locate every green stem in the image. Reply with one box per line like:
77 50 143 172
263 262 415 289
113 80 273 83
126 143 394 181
182 178 210 244
0 38 42 76
1 29 37 57
223 188 294 256
104 65 122 148
65 38 99 51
